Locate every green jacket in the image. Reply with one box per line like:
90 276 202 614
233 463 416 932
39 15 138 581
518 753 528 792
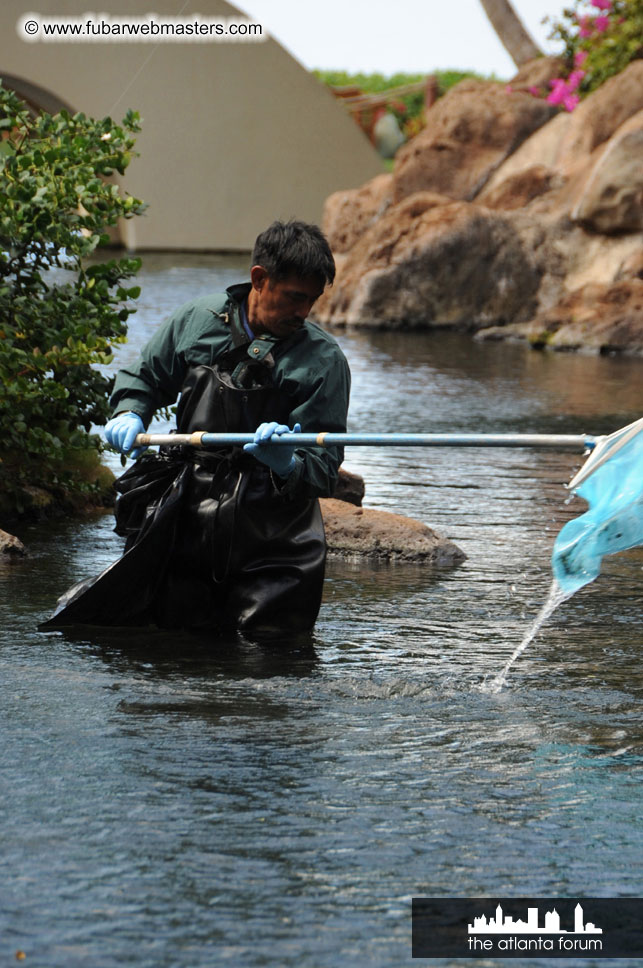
110 283 351 498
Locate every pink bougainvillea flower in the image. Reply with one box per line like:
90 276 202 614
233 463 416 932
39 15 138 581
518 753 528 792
547 79 568 106
592 0 611 9
574 50 589 67
594 14 610 30
547 77 581 111
528 85 541 97
578 15 594 36
567 69 586 90
505 84 513 94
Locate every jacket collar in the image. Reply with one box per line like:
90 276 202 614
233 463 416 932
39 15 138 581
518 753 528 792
225 282 253 347
224 282 305 358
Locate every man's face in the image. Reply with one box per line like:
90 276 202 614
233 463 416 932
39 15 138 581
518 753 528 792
248 267 324 339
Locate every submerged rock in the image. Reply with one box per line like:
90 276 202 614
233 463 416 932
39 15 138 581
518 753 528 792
319 498 465 564
0 528 26 557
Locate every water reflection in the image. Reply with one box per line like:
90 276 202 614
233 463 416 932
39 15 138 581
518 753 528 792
342 328 643 427
51 626 320 683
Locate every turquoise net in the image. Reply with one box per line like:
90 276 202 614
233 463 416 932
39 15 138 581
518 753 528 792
552 420 643 595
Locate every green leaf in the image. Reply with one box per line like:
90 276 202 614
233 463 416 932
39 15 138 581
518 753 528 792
0 80 145 513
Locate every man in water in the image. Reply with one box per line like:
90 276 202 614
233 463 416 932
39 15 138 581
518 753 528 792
44 220 350 637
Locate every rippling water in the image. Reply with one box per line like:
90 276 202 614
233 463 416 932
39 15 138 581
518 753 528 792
2 254 643 967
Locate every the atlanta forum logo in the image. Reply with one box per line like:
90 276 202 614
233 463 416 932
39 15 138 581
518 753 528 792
467 902 603 953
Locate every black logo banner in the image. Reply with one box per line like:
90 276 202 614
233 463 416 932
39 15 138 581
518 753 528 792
412 897 643 959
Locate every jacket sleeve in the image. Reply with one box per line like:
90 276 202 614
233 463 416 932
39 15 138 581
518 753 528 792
109 303 196 425
280 343 351 499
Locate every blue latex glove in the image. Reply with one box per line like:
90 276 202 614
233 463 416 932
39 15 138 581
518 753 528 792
243 421 301 478
104 411 146 458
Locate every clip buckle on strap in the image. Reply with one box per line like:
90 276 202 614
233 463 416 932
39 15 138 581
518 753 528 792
247 337 278 362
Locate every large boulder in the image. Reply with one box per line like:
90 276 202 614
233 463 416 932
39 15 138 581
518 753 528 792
484 60 643 201
616 247 643 282
547 225 643 293
507 56 566 94
314 193 542 329
555 60 643 172
477 278 643 355
570 109 643 233
0 528 25 556
477 164 562 211
481 112 572 197
478 115 575 223
392 79 557 204
320 498 466 564
322 173 392 254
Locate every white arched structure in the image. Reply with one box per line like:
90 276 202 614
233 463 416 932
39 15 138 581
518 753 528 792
2 0 383 250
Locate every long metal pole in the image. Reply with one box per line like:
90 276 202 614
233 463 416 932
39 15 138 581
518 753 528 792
134 432 598 450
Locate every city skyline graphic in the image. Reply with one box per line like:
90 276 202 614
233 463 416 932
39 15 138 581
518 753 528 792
468 903 603 935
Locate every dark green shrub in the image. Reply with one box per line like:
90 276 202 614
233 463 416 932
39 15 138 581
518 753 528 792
0 82 145 514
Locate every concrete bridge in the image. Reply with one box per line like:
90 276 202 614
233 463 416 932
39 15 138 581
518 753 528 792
2 0 383 250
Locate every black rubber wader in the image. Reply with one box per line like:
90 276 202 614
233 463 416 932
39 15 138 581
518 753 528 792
41 352 326 637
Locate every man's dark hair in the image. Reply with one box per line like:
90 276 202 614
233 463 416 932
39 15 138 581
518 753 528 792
252 220 335 287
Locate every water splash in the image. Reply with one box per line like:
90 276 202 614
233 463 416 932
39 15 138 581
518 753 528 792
485 580 573 693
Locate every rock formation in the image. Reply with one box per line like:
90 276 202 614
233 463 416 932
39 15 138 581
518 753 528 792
0 528 25 556
315 60 643 355
323 468 463 563
392 78 557 204
317 193 542 329
569 111 643 234
478 278 643 354
319 498 466 564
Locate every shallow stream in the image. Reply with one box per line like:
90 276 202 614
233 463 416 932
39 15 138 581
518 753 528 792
2 254 642 967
